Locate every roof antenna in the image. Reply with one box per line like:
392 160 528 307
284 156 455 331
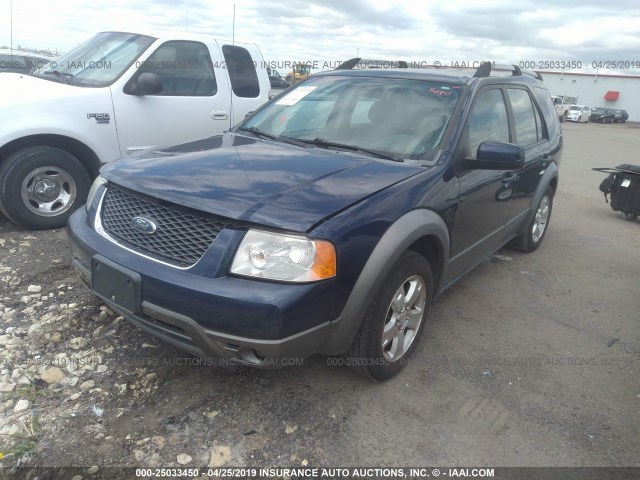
185 0 189 32
10 0 13 52
232 4 236 45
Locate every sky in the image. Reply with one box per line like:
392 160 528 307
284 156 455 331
2 0 640 74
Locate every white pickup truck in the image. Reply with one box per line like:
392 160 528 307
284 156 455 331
551 96 571 123
0 31 271 229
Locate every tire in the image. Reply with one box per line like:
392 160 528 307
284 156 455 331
559 112 566 123
345 251 432 381
509 186 554 253
0 146 91 230
586 117 589 124
621 212 638 221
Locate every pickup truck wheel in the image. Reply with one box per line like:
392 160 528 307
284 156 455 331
621 212 638 221
0 146 91 229
561 111 567 122
509 186 554 253
345 251 432 381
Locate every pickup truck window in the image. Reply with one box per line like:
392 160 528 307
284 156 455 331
32 32 154 87
222 45 260 98
137 41 217 96
0 55 29 73
468 88 509 157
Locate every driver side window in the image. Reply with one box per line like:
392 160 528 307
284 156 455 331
137 41 216 96
468 89 510 157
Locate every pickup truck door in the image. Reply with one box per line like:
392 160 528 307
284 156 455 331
110 39 232 155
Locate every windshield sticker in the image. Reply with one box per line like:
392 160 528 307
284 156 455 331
428 87 452 96
276 86 317 105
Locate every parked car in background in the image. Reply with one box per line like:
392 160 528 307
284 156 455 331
612 109 628 123
0 49 53 74
68 62 562 380
590 108 615 124
567 105 591 123
0 31 271 230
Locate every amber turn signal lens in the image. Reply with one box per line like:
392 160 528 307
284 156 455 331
311 241 336 279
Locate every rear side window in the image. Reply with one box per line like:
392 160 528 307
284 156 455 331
468 88 510 157
222 45 260 98
138 41 216 96
508 88 538 146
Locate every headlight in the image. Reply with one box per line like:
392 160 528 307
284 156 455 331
85 176 107 211
230 230 336 282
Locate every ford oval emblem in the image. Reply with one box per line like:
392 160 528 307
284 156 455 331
131 216 157 234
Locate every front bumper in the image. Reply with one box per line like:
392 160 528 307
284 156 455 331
67 209 336 365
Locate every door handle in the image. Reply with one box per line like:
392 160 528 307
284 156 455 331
502 172 519 184
211 110 229 120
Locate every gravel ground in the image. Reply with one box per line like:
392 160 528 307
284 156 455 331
0 122 638 472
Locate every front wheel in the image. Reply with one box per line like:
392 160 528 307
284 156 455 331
621 212 638 221
0 146 91 229
345 251 432 381
509 186 554 253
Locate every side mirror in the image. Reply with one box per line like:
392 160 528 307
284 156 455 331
136 72 163 95
463 141 525 170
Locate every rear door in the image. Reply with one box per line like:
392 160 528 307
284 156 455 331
505 87 550 226
110 39 232 155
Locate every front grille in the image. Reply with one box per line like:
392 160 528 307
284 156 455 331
101 185 234 267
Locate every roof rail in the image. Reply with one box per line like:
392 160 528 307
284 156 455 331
334 58 409 70
335 58 361 70
473 62 543 81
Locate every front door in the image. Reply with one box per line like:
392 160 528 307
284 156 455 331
111 40 231 155
448 87 515 280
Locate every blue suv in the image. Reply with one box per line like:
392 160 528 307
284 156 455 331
67 61 561 380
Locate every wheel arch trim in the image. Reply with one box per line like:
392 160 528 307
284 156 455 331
320 209 450 355
0 134 102 178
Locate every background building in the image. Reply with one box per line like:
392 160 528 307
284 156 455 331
540 71 640 121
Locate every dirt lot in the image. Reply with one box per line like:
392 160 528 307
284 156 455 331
0 122 638 471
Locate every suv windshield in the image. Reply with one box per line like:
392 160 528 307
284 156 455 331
33 32 155 87
241 75 460 161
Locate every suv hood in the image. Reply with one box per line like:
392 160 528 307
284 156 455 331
101 133 424 232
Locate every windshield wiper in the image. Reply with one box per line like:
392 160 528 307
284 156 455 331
43 70 73 85
291 137 403 162
236 126 308 148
